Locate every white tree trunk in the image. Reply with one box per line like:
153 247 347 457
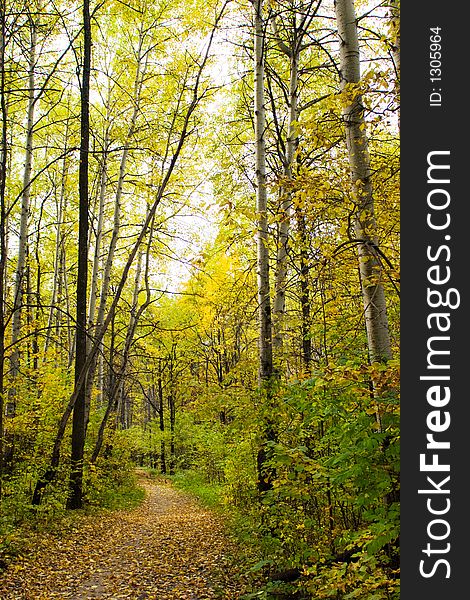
254 0 273 382
334 0 392 364
88 136 108 335
44 118 69 358
273 48 298 352
8 20 36 414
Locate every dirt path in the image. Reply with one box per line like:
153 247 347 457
0 478 246 599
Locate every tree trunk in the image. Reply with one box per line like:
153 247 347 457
253 0 276 495
88 130 109 342
168 345 176 475
85 129 109 413
0 4 8 500
334 0 392 366
8 17 37 417
272 28 299 357
254 0 273 383
297 210 312 374
388 0 400 85
388 0 400 129
32 214 42 371
62 242 74 366
270 2 319 372
44 126 69 358
169 391 175 475
158 361 166 474
67 0 92 510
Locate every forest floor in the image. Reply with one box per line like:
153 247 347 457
0 474 249 599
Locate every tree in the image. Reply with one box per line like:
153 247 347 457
8 9 37 419
334 0 392 367
0 0 8 500
268 0 321 373
67 0 92 510
270 0 317 359
253 0 273 384
91 212 154 464
388 0 400 87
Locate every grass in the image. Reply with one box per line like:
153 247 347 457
93 476 146 511
167 469 225 511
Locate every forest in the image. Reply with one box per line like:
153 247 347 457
0 0 400 598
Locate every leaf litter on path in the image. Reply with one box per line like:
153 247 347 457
0 479 248 599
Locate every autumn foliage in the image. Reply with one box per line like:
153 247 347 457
0 0 399 598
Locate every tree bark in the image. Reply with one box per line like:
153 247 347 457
0 3 8 500
388 0 400 129
88 130 109 344
334 0 392 366
272 20 299 356
253 0 276 495
254 0 273 383
67 0 92 510
168 344 177 476
270 4 317 372
44 114 70 358
388 0 400 85
158 360 166 474
8 16 37 417
169 389 175 475
85 130 109 413
297 210 312 374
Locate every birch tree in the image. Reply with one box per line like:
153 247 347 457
0 0 8 500
8 12 37 418
269 0 320 371
271 9 298 354
253 0 273 384
251 0 278 496
334 0 392 366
